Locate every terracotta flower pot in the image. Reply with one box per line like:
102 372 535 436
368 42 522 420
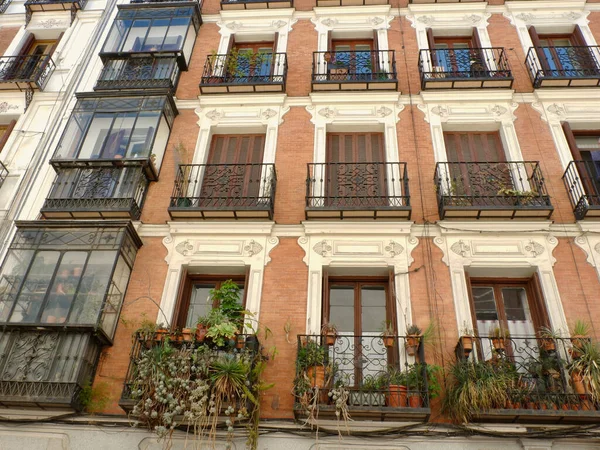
491 337 505 352
307 365 325 388
383 335 395 348
387 385 407 407
571 335 586 350
405 335 420 356
182 328 194 342
571 371 586 395
460 336 473 356
325 332 337 346
236 334 245 349
195 324 208 342
541 338 556 353
154 329 169 342
408 393 422 408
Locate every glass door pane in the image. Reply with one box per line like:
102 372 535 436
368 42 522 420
185 284 214 328
502 287 535 337
360 285 387 380
329 285 355 386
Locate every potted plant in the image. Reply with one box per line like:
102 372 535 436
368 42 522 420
458 328 475 358
196 315 210 342
538 326 559 353
405 363 441 408
570 319 591 351
489 326 510 352
405 324 422 357
568 339 600 404
181 327 194 342
381 321 395 348
298 340 327 388
136 318 158 348
384 366 407 408
322 320 338 346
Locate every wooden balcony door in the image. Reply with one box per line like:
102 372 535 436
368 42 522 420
12 37 56 80
230 41 274 81
322 272 397 390
427 29 486 77
330 39 374 80
562 123 600 203
444 131 512 200
199 134 265 207
326 132 387 208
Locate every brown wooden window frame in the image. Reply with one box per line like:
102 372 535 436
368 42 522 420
173 271 248 329
465 275 550 338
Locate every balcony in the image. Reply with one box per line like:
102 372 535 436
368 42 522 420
449 336 600 424
419 48 513 90
0 329 101 410
526 46 600 88
0 55 55 91
306 162 411 220
120 331 260 411
312 50 397 91
40 166 149 220
220 0 292 10
199 53 287 94
434 161 553 220
316 0 386 6
0 161 8 188
168 163 276 220
95 56 180 93
294 335 432 422
25 0 87 24
563 160 600 221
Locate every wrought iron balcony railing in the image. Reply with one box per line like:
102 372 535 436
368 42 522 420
563 160 600 220
220 0 292 9
0 161 8 189
169 163 276 220
419 48 513 90
130 0 199 3
526 46 600 88
312 50 397 91
120 331 259 410
294 334 431 422
0 0 11 14
41 166 149 220
0 54 55 91
199 53 287 94
24 0 87 24
434 161 553 220
316 0 386 6
452 335 599 423
306 162 411 220
95 57 180 92
0 329 101 410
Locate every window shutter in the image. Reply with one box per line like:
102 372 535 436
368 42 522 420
387 267 397 331
18 34 35 56
322 268 330 325
272 32 279 52
243 265 250 308
48 32 64 58
0 119 16 154
173 267 189 329
561 122 583 160
373 30 379 51
573 25 588 47
471 28 483 49
426 28 435 50
327 31 333 51
464 272 478 336
227 35 236 53
528 26 550 71
530 272 551 331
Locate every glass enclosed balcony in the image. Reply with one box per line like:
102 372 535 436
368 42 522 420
100 4 202 70
50 94 177 181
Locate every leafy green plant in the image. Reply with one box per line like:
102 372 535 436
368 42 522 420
569 339 600 404
406 324 422 335
205 320 238 347
210 280 244 326
571 319 592 337
297 340 326 369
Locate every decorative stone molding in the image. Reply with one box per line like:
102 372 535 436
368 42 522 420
159 223 277 326
434 226 567 337
298 223 417 335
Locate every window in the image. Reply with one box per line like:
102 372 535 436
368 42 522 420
562 123 600 202
52 96 176 175
467 276 549 338
426 28 487 76
444 131 505 163
101 6 200 68
528 26 596 76
173 273 247 329
322 271 397 386
0 223 140 340
0 120 15 154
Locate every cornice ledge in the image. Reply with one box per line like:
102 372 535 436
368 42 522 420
220 8 294 21
576 222 600 233
302 221 413 236
505 0 585 14
199 94 286 107
309 92 401 105
271 224 305 236
314 5 391 17
174 99 199 110
533 89 600 103
437 220 553 235
407 2 486 15
136 224 171 237
167 222 275 236
421 90 515 104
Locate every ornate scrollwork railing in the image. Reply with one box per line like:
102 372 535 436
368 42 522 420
312 50 397 84
526 46 600 87
563 160 600 220
306 162 410 210
0 54 55 90
434 161 552 215
95 57 180 92
200 53 287 89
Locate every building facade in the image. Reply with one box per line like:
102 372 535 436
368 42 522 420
0 0 600 448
